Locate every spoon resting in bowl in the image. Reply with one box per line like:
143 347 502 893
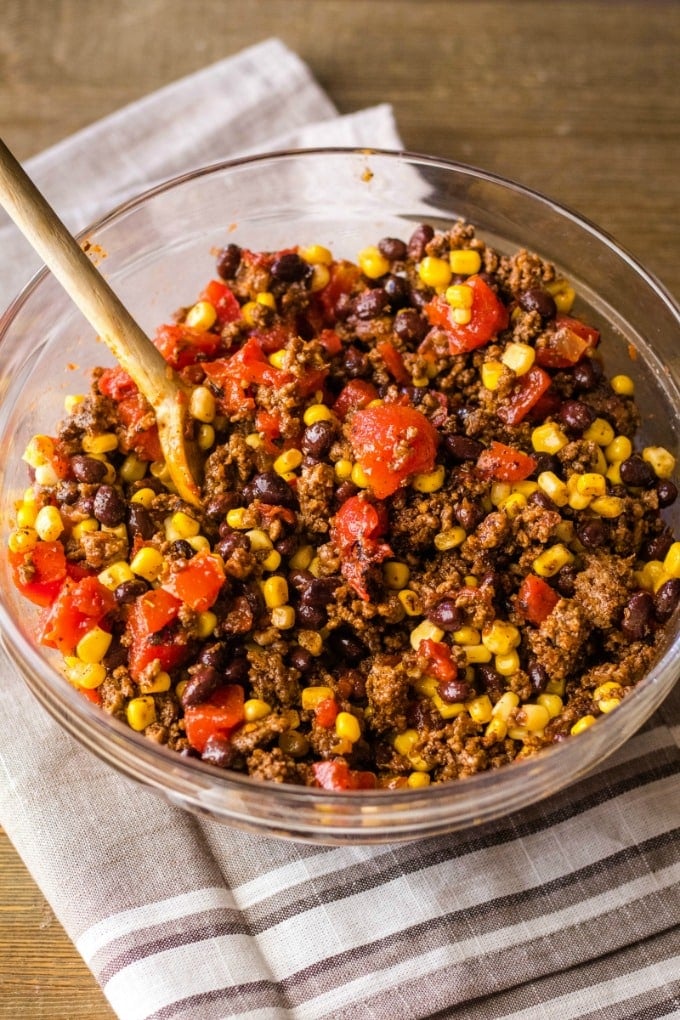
0 137 202 507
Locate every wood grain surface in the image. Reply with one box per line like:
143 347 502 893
1 2 679 1016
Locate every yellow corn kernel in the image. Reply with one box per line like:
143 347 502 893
605 461 622 485
412 464 445 493
566 475 592 511
358 245 390 280
185 300 217 330
303 403 334 426
268 349 287 370
225 507 250 530
492 691 520 721
605 435 633 464
16 501 37 529
410 619 445 650
571 714 597 736
531 423 569 454
299 243 333 265
575 472 607 498
546 278 576 314
8 527 37 554
82 432 118 454
498 492 527 518
545 676 566 697
130 546 164 582
593 680 623 707
502 342 535 376
195 611 217 639
271 604 296 630
309 264 330 292
167 511 201 541
33 462 60 486
351 462 371 488
22 434 55 468
463 644 493 664
449 248 482 275
131 487 156 509
245 431 264 450
521 703 550 732
418 255 452 290
512 480 539 498
197 424 216 452
610 374 635 397
433 526 466 551
244 698 272 722
635 559 668 593
432 692 466 719
533 543 575 578
450 626 478 646
307 556 322 578
398 588 422 616
241 301 259 326
189 385 217 424
383 560 411 590
256 290 276 309
126 696 157 731
297 630 324 656
583 417 616 447
485 716 508 742
413 676 438 697
393 729 419 756
334 458 353 481
273 448 303 475
536 693 563 718
64 657 107 690
466 694 493 724
663 542 680 578
490 482 512 507
289 545 314 571
482 620 521 656
261 549 281 573
71 518 99 541
481 359 504 391
263 575 289 609
246 528 273 552
642 445 676 479
64 393 85 414
494 650 521 677
139 670 172 694
301 686 334 710
335 711 361 743
97 560 135 590
117 453 146 484
34 505 64 542
590 495 625 518
407 771 431 788
445 283 474 308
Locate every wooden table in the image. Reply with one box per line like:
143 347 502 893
1 2 679 1016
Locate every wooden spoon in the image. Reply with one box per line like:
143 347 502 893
0 137 202 507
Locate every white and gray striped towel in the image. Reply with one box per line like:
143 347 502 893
0 38 678 1020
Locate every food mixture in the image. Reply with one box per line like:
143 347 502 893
8 221 680 790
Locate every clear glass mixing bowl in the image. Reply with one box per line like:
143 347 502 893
1 149 679 843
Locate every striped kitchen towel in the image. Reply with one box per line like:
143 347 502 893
0 37 678 1020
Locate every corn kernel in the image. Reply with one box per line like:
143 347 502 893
590 495 625 518
34 463 60 486
501 342 535 376
383 560 411 590
126 696 156 731
82 433 118 454
244 698 272 722
34 505 64 542
494 650 520 676
299 244 333 265
241 300 258 325
271 604 296 629
663 542 680 578
138 670 172 694
262 549 282 573
301 686 334 710
545 676 566 697
449 248 482 275
498 492 527 518
536 693 563 718
303 403 334 426
407 771 431 788
256 290 276 309
64 394 85 414
433 526 467 551
412 464 445 493
64 657 107 690
185 300 217 330
546 278 576 313
189 385 217 424
246 528 273 552
167 511 201 540
393 729 419 756
225 507 249 530
610 374 635 397
131 487 156 509
432 693 466 719
410 619 445 650
358 245 390 280
485 716 508 742
130 546 164 582
268 349 287 370
571 714 597 736
310 264 330 292
117 453 146 484
490 482 512 507
452 307 472 325
351 462 371 488
418 255 452 290
196 611 218 639
466 694 493 724
22 434 54 468
521 703 550 732
574 472 606 498
334 458 353 481
593 680 623 702
8 527 37 554
263 575 289 609
482 620 521 655
636 560 669 593
492 691 520 720
605 435 633 465
398 589 422 616
463 644 493 664
532 423 569 454
642 445 676 479
453 625 480 646
289 544 314 570
71 518 99 541
335 711 361 743
413 676 438 697
445 283 474 308
273 449 303 475
481 360 504 391
74 626 112 665
533 543 575 578
297 630 324 656
197 424 216 451
583 417 616 447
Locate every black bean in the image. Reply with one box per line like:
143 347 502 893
576 517 609 550
197 642 230 670
531 452 562 477
554 565 577 598
289 646 314 673
301 420 336 460
378 236 408 261
572 357 604 391
352 288 389 319
275 535 299 558
181 666 222 707
619 455 656 489
55 480 80 505
657 479 678 508
527 660 549 695
426 598 463 632
517 287 557 319
288 569 315 592
216 243 241 280
270 252 310 283
394 308 428 343
642 529 674 562
455 501 485 531
344 345 370 377
330 629 367 665
127 503 156 540
242 470 297 509
383 274 411 309
222 656 249 684
654 578 680 622
335 480 359 503
407 223 434 261
443 434 484 462
437 678 472 704
528 491 558 512
557 399 596 434
204 492 239 520
71 455 108 484
621 591 655 641
304 577 340 606
113 578 149 605
477 664 503 696
202 734 239 768
215 531 249 560
170 539 195 560
93 485 126 526
296 602 327 629
278 730 310 758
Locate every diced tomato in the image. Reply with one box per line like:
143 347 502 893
476 441 537 482
349 403 438 499
556 314 600 348
331 495 392 601
420 638 457 683
255 409 283 451
376 340 411 384
97 366 138 401
115 391 164 462
40 575 115 655
296 366 329 398
332 379 379 421
184 684 245 754
535 322 588 369
79 687 103 706
202 336 293 416
425 276 509 354
153 323 222 370
496 366 553 426
315 697 339 728
315 260 362 322
516 574 560 625
199 279 241 326
126 587 190 680
161 550 226 613
318 329 343 356
9 540 68 607
312 759 377 791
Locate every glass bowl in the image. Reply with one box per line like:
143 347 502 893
1 148 679 844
